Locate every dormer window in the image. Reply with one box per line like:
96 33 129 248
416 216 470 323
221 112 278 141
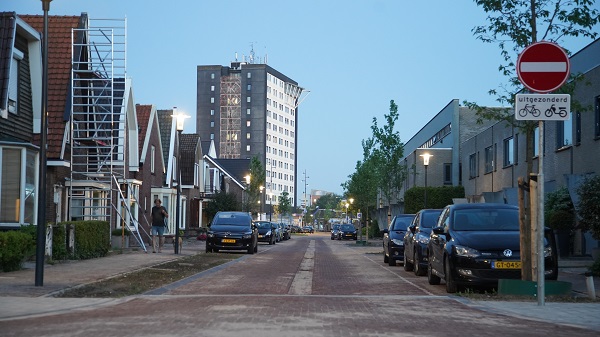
7 49 24 116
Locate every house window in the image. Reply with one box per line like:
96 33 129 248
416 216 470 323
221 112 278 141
443 163 452 185
0 147 37 224
7 51 24 116
151 145 155 174
575 111 581 145
503 137 514 167
557 116 573 148
484 146 494 173
469 153 478 179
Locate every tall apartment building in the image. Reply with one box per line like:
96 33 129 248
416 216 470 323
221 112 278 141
196 62 302 208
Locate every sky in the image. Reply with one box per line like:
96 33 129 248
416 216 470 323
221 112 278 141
4 0 595 198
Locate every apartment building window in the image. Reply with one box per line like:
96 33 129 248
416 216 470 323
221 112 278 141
443 163 452 185
210 97 214 104
246 145 250 152
247 84 251 91
246 132 251 139
575 112 581 145
247 108 251 115
595 96 600 138
503 137 514 167
211 73 215 79
210 109 214 116
210 121 214 128
246 120 251 127
210 133 214 140
469 153 478 179
247 97 251 103
210 85 215 91
557 116 573 148
247 72 251 78
484 146 494 173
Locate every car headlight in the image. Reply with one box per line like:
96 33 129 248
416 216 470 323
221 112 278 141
207 232 214 238
416 234 430 245
266 230 272 236
454 245 480 258
544 245 553 257
391 239 404 246
242 233 252 239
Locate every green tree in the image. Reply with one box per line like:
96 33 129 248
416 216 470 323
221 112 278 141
278 191 292 216
245 156 266 216
367 100 407 206
470 0 599 281
576 175 600 241
205 191 240 223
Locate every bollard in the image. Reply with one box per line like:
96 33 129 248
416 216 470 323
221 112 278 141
584 272 596 299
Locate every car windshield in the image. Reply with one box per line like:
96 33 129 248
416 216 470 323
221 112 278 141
332 224 341 230
392 216 413 231
255 222 272 229
341 225 354 231
421 211 443 228
452 209 519 231
213 213 250 226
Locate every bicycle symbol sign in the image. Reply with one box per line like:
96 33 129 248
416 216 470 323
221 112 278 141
515 94 571 121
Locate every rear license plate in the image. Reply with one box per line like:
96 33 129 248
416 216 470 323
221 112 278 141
492 261 521 269
222 239 236 243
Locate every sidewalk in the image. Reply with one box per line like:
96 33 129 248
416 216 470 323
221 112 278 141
0 240 598 331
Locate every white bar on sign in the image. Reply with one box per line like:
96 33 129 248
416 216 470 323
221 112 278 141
520 62 567 72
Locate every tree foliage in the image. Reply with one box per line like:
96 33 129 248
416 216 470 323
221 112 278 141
545 187 575 231
245 156 266 216
576 175 600 240
205 191 240 223
278 191 292 216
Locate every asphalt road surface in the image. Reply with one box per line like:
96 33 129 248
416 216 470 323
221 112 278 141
1 233 595 337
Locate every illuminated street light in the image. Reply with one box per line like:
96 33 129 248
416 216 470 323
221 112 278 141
172 109 189 254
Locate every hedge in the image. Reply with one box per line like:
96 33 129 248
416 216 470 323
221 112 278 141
0 226 36 272
404 185 465 214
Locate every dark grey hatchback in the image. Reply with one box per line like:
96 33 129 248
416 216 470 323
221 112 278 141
206 212 258 254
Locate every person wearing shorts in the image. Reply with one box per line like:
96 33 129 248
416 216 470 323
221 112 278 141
151 199 168 253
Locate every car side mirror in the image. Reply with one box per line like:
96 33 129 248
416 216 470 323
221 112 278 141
432 226 444 235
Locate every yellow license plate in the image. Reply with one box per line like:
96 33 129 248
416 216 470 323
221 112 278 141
222 239 236 243
493 261 521 269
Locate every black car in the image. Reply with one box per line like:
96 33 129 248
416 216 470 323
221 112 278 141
331 224 341 240
382 214 415 266
206 211 258 254
280 223 291 240
403 209 443 276
303 226 314 233
427 203 558 293
337 224 357 240
254 221 277 245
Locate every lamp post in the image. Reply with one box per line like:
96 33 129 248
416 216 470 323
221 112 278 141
243 174 251 213
172 109 189 254
420 153 432 209
36 0 52 287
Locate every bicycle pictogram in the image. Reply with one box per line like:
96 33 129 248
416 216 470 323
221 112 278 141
518 104 541 118
544 104 568 118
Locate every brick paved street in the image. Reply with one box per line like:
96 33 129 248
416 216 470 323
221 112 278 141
1 233 598 337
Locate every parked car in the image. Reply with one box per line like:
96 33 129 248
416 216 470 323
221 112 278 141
254 221 277 245
291 225 302 233
331 224 341 240
337 224 357 240
303 226 314 234
403 209 443 276
427 203 558 293
382 214 415 266
206 211 258 254
280 223 291 240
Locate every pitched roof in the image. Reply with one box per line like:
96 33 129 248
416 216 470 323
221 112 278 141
135 104 151 156
0 13 17 111
180 133 200 185
157 108 173 172
214 158 251 185
21 14 84 159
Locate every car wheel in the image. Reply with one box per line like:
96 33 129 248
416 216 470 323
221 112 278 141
269 237 274 245
444 256 458 293
388 252 396 266
205 246 212 253
427 260 441 285
414 251 426 276
383 247 389 263
403 249 414 271
247 244 255 255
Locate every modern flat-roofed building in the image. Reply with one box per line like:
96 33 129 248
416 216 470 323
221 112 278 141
196 61 303 208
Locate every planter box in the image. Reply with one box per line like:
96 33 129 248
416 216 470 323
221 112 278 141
111 236 129 249
498 279 572 296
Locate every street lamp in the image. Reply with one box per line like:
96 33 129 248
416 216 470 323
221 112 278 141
172 109 189 254
420 153 432 208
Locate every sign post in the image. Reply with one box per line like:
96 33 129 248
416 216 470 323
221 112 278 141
516 41 570 307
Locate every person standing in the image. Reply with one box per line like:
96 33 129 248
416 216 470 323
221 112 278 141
151 199 168 253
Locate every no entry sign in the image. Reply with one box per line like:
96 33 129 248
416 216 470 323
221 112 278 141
517 41 570 93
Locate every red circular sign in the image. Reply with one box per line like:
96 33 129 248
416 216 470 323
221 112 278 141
517 41 570 93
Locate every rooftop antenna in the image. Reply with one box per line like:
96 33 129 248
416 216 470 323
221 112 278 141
235 52 238 61
249 42 256 63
